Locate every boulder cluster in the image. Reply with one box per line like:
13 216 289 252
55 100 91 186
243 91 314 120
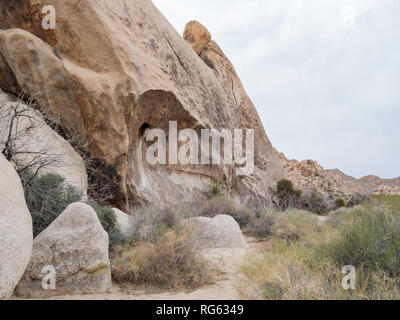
280 153 400 196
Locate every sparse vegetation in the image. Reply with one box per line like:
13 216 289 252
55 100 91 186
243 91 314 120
246 209 320 242
371 195 400 211
328 206 400 276
111 232 210 289
20 170 82 237
247 211 276 238
335 198 346 208
186 196 254 228
272 179 302 211
87 198 116 233
346 193 370 208
301 190 329 215
240 204 400 300
201 181 226 199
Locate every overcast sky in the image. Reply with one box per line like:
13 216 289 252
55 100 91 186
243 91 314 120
153 0 400 179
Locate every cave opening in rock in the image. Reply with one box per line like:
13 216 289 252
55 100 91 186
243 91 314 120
139 123 150 137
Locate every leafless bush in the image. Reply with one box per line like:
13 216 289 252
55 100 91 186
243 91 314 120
0 91 64 179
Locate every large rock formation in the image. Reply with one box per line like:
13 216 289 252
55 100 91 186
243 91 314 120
0 90 87 195
16 203 111 298
0 154 33 300
0 0 285 210
280 153 399 196
183 21 285 206
359 175 400 195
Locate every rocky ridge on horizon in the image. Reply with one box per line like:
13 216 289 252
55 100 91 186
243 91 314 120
280 153 400 196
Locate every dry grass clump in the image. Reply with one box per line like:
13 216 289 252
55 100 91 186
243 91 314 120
111 232 210 289
126 205 180 243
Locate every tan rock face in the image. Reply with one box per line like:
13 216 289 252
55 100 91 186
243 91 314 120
184 21 286 207
183 21 211 55
0 154 33 300
0 0 285 210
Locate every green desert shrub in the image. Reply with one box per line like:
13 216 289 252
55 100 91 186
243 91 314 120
108 228 130 251
328 206 400 276
201 180 226 199
20 170 82 237
86 198 128 250
335 198 346 209
87 198 116 233
273 179 302 211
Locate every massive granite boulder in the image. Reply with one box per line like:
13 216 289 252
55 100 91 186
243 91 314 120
0 154 33 300
0 90 87 195
0 0 285 210
182 215 248 249
15 203 111 298
183 21 285 205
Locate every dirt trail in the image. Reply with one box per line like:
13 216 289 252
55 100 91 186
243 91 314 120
29 236 262 300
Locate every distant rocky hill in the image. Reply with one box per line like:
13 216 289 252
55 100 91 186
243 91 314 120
280 153 400 195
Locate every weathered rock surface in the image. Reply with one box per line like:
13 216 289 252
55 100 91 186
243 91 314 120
360 175 400 195
0 0 285 210
183 21 211 55
184 21 286 206
15 203 111 298
183 215 248 249
0 154 33 300
280 153 399 196
112 208 134 238
0 90 87 195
